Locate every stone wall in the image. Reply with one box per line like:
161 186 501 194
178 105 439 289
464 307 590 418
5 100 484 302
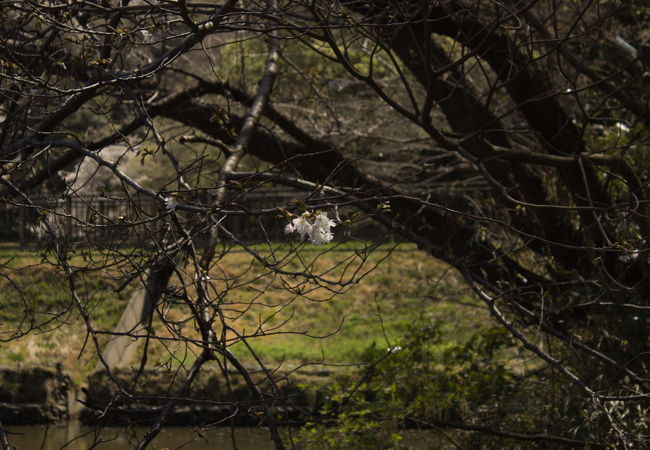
0 365 332 426
0 366 72 424
81 367 329 426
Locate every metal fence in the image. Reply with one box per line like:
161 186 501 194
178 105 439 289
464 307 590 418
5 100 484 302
0 190 387 247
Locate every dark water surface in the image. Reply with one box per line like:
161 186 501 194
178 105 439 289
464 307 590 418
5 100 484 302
6 424 444 449
6 424 273 450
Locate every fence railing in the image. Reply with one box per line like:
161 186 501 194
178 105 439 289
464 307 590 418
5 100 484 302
0 190 387 246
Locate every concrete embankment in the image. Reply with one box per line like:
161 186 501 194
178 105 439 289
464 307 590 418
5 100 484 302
0 366 73 424
0 365 332 426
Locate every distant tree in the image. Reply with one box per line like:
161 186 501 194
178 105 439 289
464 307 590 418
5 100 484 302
1 0 649 447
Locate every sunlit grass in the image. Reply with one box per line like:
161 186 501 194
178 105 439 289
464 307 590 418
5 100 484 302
0 242 491 380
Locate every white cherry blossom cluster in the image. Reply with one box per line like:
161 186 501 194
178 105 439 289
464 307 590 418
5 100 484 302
285 211 337 245
164 196 177 212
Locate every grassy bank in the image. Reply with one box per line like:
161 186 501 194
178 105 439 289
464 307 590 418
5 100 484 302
0 242 493 381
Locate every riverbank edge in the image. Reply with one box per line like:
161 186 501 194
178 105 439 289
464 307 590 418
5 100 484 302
0 365 334 427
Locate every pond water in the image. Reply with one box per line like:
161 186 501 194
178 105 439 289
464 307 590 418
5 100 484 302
6 424 446 449
6 424 273 450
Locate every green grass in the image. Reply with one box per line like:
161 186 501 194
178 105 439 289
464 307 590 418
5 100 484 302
0 242 492 380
